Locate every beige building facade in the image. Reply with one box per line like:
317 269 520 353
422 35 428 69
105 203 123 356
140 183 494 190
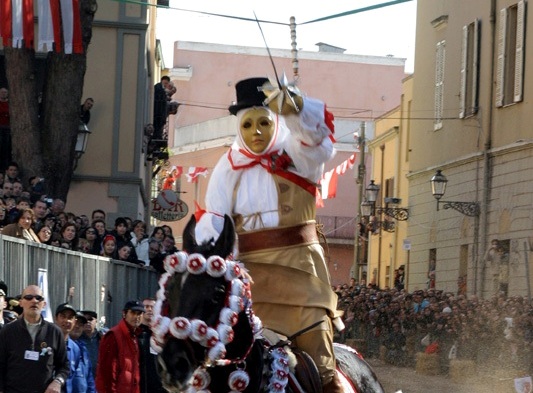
408 0 533 297
65 1 162 225
366 76 413 290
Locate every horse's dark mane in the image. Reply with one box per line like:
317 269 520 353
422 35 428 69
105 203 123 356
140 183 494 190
182 214 235 259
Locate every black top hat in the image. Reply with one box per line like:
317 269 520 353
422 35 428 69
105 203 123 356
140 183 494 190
228 77 269 116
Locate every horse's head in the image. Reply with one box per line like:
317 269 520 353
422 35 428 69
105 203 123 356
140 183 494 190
153 214 259 392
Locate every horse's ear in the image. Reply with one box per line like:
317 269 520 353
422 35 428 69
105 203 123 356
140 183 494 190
182 214 198 253
213 214 235 259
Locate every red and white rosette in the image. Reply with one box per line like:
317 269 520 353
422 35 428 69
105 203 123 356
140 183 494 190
190 319 208 342
153 299 163 318
150 335 165 354
224 261 241 281
169 317 192 340
187 254 207 274
272 347 288 359
219 307 239 327
273 368 289 381
165 251 188 273
273 357 290 372
191 368 211 390
206 255 227 277
156 288 166 302
267 381 286 392
207 341 226 362
228 370 250 392
227 295 244 313
152 315 171 338
217 323 234 345
230 279 245 297
158 272 171 288
251 315 263 336
202 327 220 348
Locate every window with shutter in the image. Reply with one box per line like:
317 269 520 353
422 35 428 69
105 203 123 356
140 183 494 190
459 20 480 119
496 1 526 107
434 41 445 131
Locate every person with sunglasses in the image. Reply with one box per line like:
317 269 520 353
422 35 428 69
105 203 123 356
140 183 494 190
0 285 69 393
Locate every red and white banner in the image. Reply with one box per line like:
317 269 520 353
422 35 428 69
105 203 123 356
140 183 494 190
186 167 208 183
0 0 83 54
317 153 356 206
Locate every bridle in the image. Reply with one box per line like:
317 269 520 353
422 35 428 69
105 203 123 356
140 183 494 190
152 251 290 392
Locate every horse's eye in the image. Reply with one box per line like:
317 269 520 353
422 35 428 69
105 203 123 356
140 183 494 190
212 285 226 304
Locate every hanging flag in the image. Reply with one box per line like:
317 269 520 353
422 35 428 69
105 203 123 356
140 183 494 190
317 153 356 206
162 166 183 190
59 0 83 54
0 0 83 54
38 268 54 322
38 0 54 51
186 167 208 183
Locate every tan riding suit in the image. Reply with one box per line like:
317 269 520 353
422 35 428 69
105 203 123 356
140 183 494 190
235 173 341 384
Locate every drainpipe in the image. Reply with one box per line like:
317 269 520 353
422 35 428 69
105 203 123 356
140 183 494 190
479 0 497 297
376 144 385 288
353 122 366 281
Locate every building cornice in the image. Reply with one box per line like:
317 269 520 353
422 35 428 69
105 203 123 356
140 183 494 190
406 139 533 181
174 41 406 67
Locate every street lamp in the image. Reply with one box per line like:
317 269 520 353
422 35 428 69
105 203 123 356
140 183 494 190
430 170 480 216
75 122 91 159
73 122 91 170
362 180 410 222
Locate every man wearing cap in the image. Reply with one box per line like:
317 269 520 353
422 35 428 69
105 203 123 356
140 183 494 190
195 77 343 392
69 311 96 393
0 284 69 393
79 310 103 379
96 300 144 393
55 303 96 393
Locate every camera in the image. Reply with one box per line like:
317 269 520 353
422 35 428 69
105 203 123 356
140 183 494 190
44 197 53 207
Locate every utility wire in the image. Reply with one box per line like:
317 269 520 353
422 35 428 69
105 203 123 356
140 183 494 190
112 0 413 28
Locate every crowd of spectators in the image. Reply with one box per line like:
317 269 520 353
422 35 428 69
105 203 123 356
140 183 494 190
0 161 176 274
334 279 533 376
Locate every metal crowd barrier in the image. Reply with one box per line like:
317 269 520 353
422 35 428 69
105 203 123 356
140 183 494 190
0 235 160 327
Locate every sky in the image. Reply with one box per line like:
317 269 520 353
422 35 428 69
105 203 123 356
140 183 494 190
155 0 417 73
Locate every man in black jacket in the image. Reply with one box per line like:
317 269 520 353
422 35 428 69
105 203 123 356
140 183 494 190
0 284 69 393
138 298 165 393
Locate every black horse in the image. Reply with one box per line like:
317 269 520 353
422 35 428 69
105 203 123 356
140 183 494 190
152 214 384 393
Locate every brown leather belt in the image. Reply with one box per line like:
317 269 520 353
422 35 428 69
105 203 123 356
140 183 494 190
238 222 318 254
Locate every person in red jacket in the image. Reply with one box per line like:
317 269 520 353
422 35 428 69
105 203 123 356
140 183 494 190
95 300 145 393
